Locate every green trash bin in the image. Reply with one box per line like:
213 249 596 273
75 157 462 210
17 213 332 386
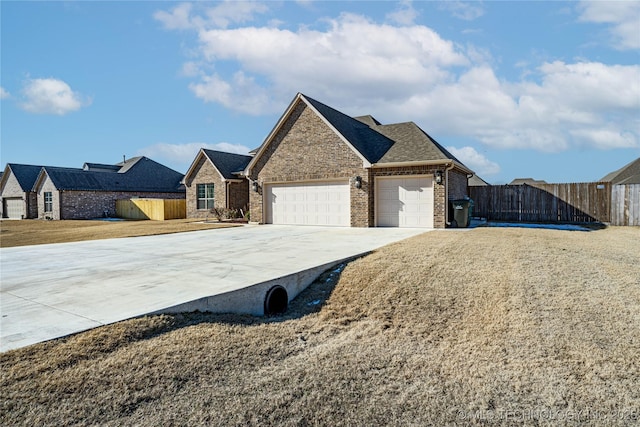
451 199 472 228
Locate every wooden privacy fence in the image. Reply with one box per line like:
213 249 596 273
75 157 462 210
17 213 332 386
469 182 611 223
611 184 640 226
116 198 186 221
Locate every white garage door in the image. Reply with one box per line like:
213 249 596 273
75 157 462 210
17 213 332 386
4 198 24 219
376 176 434 228
266 181 350 226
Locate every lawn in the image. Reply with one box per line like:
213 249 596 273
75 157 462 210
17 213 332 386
1 226 639 426
0 219 239 248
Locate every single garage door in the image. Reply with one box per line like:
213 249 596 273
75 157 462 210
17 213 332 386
3 198 24 219
376 176 434 228
266 181 350 226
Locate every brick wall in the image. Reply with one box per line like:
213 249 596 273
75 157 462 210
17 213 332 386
1 171 38 219
57 191 183 220
228 180 249 212
248 101 369 226
184 156 227 219
37 176 61 220
448 168 469 200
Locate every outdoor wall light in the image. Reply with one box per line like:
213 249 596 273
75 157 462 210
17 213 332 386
252 181 259 192
354 176 362 189
434 171 443 185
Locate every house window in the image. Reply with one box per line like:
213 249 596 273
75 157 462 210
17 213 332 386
197 184 215 209
44 192 53 212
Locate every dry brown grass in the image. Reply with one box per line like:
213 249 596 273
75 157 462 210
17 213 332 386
0 219 239 248
1 226 639 426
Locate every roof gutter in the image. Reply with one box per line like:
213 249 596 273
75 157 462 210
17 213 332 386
370 159 473 175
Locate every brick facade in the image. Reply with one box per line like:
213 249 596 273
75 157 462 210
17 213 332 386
184 156 250 219
248 102 369 226
0 171 38 219
36 175 184 220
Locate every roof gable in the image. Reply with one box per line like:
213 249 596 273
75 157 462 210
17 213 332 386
203 149 252 180
2 164 44 192
184 149 252 183
246 93 395 174
302 95 394 164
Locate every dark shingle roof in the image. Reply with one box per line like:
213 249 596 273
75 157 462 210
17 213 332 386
202 150 252 180
6 164 44 191
600 157 640 184
303 95 395 164
372 122 463 164
41 157 184 192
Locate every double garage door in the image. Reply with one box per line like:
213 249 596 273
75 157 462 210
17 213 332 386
266 181 350 226
265 176 434 228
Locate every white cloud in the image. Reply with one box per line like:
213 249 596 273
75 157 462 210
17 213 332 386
386 1 419 26
190 12 467 113
154 3 194 30
447 146 500 175
20 78 90 115
0 87 10 99
138 142 251 171
439 1 485 21
578 1 640 50
156 5 639 153
154 1 268 30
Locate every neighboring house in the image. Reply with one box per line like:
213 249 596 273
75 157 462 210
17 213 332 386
242 93 473 228
183 149 252 218
509 178 548 186
469 175 490 186
2 156 184 220
600 157 640 185
0 164 44 219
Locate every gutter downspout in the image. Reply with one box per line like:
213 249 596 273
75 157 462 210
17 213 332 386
225 181 230 209
444 162 455 227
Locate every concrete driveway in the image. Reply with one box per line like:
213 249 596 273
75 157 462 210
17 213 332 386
1 225 428 352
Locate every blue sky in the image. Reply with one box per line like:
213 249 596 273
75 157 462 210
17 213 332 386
1 1 639 184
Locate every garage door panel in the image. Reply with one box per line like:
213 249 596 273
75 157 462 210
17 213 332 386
376 177 433 228
4 198 24 219
267 181 350 226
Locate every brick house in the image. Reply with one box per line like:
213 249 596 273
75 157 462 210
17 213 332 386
183 149 252 218
28 156 184 220
1 164 44 219
242 93 473 228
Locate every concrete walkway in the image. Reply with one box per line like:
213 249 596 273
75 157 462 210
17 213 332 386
0 225 428 352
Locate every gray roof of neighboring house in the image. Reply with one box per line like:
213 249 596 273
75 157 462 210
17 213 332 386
304 95 395 164
40 157 184 192
202 149 253 180
600 157 640 185
509 178 548 185
469 175 490 186
4 164 45 192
